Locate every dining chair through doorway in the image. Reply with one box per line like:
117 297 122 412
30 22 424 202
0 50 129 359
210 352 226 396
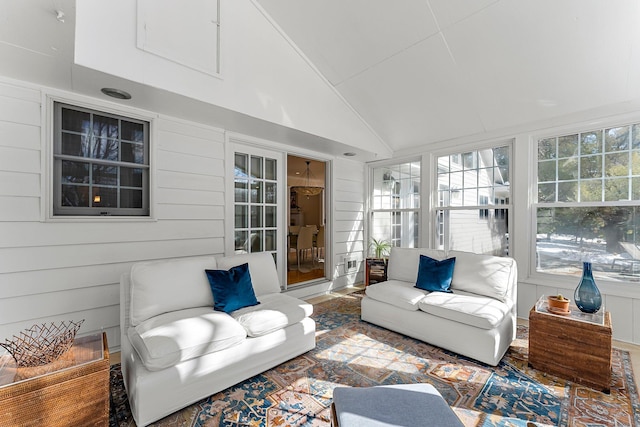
315 225 325 264
296 226 315 272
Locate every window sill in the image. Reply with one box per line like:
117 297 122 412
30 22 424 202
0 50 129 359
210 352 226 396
522 273 640 299
44 215 157 223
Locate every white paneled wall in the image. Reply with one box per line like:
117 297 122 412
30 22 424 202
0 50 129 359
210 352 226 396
0 81 226 352
332 158 365 286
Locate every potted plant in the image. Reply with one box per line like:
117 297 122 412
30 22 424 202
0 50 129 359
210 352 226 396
547 294 570 313
369 238 392 259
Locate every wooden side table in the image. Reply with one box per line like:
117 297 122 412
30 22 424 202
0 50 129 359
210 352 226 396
0 332 110 426
528 299 612 393
365 258 387 286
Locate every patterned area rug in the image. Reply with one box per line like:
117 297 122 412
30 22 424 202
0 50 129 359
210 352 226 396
110 291 640 426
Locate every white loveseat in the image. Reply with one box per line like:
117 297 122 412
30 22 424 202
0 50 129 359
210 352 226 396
119 252 316 426
361 247 517 366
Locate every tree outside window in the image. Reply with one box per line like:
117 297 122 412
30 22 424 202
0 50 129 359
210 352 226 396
535 124 640 282
53 103 150 216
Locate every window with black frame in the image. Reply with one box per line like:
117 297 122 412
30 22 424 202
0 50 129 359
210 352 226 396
52 103 150 216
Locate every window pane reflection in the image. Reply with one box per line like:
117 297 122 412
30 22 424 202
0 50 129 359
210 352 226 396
265 182 276 204
55 104 149 215
251 181 263 203
265 158 276 180
235 205 248 228
251 156 263 179
251 206 263 228
265 230 276 251
235 230 248 253
235 180 248 203
265 206 276 227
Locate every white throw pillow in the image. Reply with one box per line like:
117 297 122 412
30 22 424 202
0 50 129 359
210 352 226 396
232 293 313 337
387 247 445 282
129 256 217 326
128 307 247 371
365 280 428 311
217 252 281 297
448 251 515 303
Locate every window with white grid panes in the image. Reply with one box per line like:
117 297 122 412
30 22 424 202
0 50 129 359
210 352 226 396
436 145 510 256
234 153 278 262
370 161 420 252
535 123 640 282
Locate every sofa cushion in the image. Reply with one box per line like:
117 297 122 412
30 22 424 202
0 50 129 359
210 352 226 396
231 293 313 337
387 247 445 283
365 280 428 311
448 251 515 303
129 256 217 327
205 263 260 313
128 307 247 371
415 255 455 293
217 252 281 297
417 292 510 330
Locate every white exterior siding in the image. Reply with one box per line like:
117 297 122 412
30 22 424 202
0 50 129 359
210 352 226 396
445 210 507 256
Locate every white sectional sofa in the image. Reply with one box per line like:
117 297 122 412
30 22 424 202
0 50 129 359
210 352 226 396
119 252 316 426
361 247 517 366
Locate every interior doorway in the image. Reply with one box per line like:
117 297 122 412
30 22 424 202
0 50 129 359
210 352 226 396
287 155 327 286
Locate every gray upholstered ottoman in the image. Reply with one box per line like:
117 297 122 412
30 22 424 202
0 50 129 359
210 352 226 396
331 383 464 427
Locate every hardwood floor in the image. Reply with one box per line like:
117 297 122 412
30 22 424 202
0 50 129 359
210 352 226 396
286 247 325 286
287 266 325 285
614 339 640 390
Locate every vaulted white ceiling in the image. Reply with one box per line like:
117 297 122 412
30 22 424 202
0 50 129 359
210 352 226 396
2 1 640 157
256 0 640 151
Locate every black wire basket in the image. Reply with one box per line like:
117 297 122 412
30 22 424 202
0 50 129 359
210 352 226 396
0 319 85 367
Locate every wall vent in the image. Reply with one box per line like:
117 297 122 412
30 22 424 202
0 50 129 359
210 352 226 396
344 258 358 273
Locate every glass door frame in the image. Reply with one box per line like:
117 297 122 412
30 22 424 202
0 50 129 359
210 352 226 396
225 138 286 286
226 133 333 290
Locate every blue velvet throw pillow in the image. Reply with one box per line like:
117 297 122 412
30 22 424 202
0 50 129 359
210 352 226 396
415 255 456 293
205 263 260 313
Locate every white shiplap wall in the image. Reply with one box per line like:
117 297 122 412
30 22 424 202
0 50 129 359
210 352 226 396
332 157 365 286
0 81 226 351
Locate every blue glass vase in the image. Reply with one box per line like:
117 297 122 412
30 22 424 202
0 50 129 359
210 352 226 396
574 261 602 313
